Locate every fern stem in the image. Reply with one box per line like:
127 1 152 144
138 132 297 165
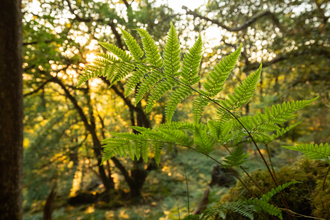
240 166 265 194
147 65 293 219
223 144 266 194
167 72 277 180
265 144 278 184
323 165 330 191
185 145 257 198
183 164 190 218
171 73 295 219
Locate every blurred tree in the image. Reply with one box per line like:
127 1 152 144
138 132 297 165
182 0 330 143
22 0 180 205
0 0 23 219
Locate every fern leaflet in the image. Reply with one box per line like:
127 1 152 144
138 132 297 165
282 143 330 160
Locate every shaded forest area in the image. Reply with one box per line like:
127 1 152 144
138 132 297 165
0 0 329 219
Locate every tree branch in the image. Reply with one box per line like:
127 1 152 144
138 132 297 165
23 78 55 97
182 6 281 32
65 0 124 48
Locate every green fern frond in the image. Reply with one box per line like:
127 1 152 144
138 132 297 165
77 63 119 87
263 97 318 124
224 200 255 220
137 29 163 69
193 123 215 154
105 64 118 80
124 64 149 97
282 143 330 160
144 22 181 112
119 28 144 61
164 22 181 77
247 199 283 220
261 181 301 202
219 64 262 113
200 208 227 220
156 128 193 147
96 53 119 63
166 35 203 122
132 29 166 105
146 77 178 113
102 132 163 164
180 34 202 86
193 95 210 124
204 44 241 97
231 97 317 138
166 86 194 123
110 62 135 86
134 70 163 105
222 145 249 168
156 121 196 130
201 200 254 220
99 42 132 61
263 122 301 143
77 70 99 87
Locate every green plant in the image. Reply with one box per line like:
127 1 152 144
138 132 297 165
217 158 330 219
77 23 329 219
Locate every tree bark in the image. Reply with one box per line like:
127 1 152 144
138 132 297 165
0 0 23 219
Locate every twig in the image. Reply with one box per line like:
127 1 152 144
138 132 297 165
323 165 330 191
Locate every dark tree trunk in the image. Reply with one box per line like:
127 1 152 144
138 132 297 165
0 0 23 219
43 186 56 220
52 77 115 192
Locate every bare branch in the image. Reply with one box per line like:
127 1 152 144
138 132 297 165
182 6 283 32
23 78 55 97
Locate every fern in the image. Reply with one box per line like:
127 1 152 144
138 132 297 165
283 143 330 160
261 181 301 202
99 42 132 61
218 64 262 114
193 123 216 154
145 23 181 112
119 28 144 61
193 44 242 124
166 34 202 122
124 64 149 97
77 24 321 220
247 199 283 220
201 182 300 220
200 201 254 220
137 29 163 69
222 145 249 168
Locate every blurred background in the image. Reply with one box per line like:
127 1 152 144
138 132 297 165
21 0 329 219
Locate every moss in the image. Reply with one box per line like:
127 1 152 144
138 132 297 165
213 158 330 219
311 164 330 219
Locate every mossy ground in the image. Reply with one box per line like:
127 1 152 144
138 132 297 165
214 158 330 219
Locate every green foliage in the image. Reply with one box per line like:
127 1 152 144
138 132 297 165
199 181 300 220
222 146 249 168
166 33 202 122
78 25 317 170
77 24 323 219
193 44 241 124
219 64 261 113
283 143 330 161
200 201 254 220
260 181 302 202
218 159 330 220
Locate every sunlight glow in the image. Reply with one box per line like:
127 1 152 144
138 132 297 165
69 170 82 197
86 53 97 63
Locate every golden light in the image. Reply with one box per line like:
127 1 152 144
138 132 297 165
86 53 97 63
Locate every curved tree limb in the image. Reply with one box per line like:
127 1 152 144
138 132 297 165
23 78 56 97
182 6 283 32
